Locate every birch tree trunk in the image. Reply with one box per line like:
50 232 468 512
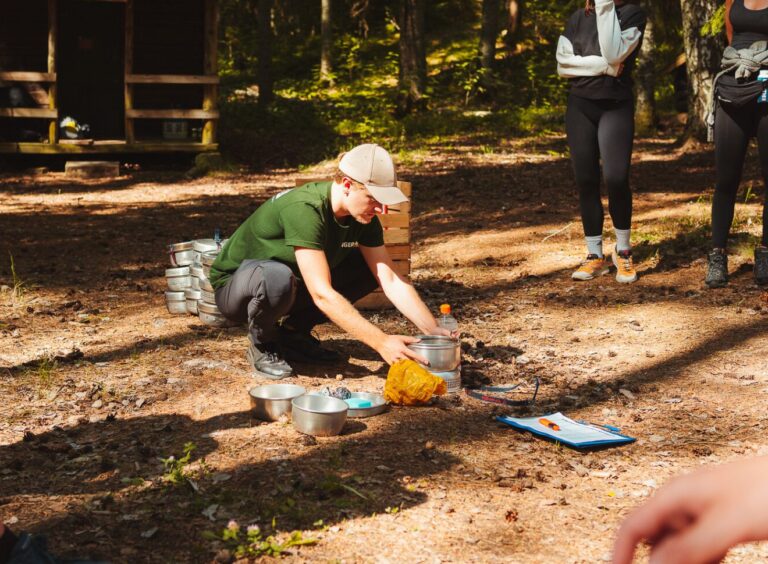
635 18 656 135
397 0 426 114
504 0 523 54
679 0 724 140
320 0 333 84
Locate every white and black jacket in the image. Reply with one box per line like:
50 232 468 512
556 0 646 100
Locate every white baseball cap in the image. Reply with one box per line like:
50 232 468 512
338 143 409 205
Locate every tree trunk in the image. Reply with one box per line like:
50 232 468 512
320 0 333 84
479 0 500 72
257 0 274 106
679 0 724 140
397 0 426 114
635 17 656 135
504 0 523 54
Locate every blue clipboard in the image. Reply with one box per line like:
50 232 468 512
496 412 636 449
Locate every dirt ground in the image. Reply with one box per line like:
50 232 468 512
3 135 768 563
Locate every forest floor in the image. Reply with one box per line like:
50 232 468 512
2 134 768 563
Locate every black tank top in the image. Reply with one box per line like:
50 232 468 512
730 0 768 49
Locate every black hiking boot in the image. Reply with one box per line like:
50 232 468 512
705 249 728 288
755 246 768 285
278 325 341 363
246 337 293 379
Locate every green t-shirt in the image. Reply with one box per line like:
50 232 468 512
210 182 384 289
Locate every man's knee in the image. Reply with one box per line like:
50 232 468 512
257 261 296 312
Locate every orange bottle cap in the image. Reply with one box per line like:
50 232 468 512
439 304 451 314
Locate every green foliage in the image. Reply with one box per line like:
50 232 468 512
207 520 317 559
161 442 198 487
9 252 25 299
216 0 685 168
25 356 58 388
702 5 727 38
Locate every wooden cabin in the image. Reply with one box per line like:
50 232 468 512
0 0 219 154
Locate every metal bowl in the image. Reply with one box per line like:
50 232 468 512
345 392 388 418
201 250 219 267
199 277 214 293
193 238 220 254
249 384 306 421
408 335 460 371
197 301 234 327
292 395 348 436
165 266 191 291
165 291 187 315
185 288 202 315
168 241 195 267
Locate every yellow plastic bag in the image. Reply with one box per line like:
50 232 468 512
384 359 448 406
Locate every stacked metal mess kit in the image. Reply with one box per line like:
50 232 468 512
165 238 234 327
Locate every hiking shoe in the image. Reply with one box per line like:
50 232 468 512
612 248 638 284
572 254 611 281
755 246 768 285
278 325 340 363
705 249 728 288
246 338 293 379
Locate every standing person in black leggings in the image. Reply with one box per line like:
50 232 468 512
557 0 646 283
707 0 768 288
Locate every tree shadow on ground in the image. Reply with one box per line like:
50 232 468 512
0 137 727 294
6 312 768 562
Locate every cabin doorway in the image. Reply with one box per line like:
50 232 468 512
58 1 125 140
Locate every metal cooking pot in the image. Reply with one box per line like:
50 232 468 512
169 241 195 267
165 291 187 315
185 288 202 314
407 335 460 372
197 301 233 327
165 266 191 292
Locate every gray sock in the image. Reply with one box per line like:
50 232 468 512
585 235 603 257
614 228 631 252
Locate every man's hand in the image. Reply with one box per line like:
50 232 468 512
613 456 768 564
377 335 428 365
430 326 458 339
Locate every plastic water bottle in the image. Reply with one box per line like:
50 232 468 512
759 70 768 104
214 227 222 249
437 303 459 334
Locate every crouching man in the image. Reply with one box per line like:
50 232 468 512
209 143 449 379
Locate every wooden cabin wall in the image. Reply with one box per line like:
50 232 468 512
0 0 49 141
0 0 48 72
132 0 206 140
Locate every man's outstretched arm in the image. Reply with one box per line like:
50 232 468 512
294 247 428 364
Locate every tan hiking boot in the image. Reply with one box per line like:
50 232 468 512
612 247 638 284
572 254 611 281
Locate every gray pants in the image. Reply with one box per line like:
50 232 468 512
214 250 378 345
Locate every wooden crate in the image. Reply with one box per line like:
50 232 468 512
294 177 411 309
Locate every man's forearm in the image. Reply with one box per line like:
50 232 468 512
381 278 437 334
313 290 387 350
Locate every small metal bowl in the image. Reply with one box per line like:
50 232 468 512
345 392 388 418
169 241 195 267
165 266 191 292
197 301 234 327
185 288 202 315
408 335 460 371
165 291 187 315
249 384 306 421
292 395 348 436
